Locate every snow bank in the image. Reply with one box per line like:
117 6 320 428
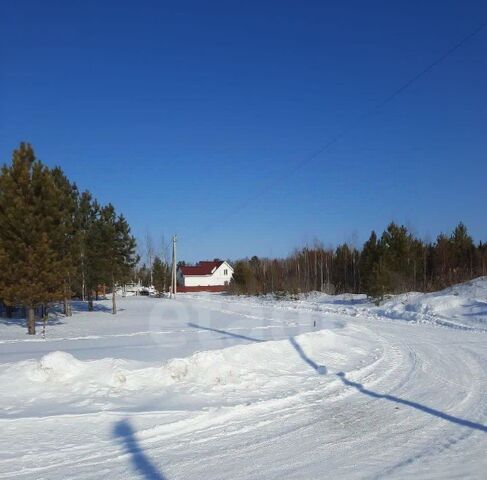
0 327 369 418
207 277 487 331
2 278 484 421
31 351 86 381
376 277 487 331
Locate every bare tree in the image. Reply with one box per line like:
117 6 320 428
145 231 155 287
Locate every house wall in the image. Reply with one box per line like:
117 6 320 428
181 262 233 287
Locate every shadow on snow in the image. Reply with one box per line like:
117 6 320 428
0 309 64 328
69 301 114 313
290 337 487 434
113 419 167 480
188 322 265 343
288 337 327 374
334 371 487 433
0 300 120 329
189 322 487 434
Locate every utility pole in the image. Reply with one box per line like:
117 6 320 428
171 235 177 297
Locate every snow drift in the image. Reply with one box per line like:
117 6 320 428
376 277 487 330
0 327 371 418
0 279 486 479
213 277 487 331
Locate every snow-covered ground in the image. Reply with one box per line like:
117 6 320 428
1 279 486 479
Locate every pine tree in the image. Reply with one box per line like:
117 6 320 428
362 223 423 298
48 167 78 316
230 261 256 294
449 222 475 282
378 223 416 292
95 205 138 314
367 259 392 303
0 144 66 334
433 233 450 287
359 231 380 293
152 256 169 294
72 191 96 302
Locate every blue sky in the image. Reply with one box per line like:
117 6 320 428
1 1 486 262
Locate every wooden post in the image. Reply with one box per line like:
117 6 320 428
171 235 177 297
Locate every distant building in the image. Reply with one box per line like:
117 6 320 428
177 260 233 292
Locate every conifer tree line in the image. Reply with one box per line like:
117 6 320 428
135 257 171 294
230 222 487 300
0 143 138 334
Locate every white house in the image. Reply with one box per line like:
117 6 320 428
177 260 234 292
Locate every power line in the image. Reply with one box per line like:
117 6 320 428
234 22 486 214
223 22 486 218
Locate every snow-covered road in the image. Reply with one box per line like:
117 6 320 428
0 280 486 479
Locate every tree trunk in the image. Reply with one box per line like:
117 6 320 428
42 305 48 339
112 279 117 315
88 294 94 312
27 307 36 335
81 250 86 302
67 276 73 316
6 305 13 319
86 285 94 312
423 249 427 292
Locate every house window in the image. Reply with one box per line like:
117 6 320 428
224 269 228 275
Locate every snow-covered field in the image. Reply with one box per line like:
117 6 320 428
1 279 486 479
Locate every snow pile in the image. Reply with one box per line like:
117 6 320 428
197 277 487 331
0 327 369 418
29 351 89 382
0 284 486 478
33 351 132 389
376 277 487 331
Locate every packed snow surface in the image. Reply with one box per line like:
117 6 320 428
1 279 486 479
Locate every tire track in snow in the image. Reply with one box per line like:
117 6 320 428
1 293 486 479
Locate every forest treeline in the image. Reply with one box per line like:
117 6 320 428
229 222 487 300
1 144 485 333
0 143 138 334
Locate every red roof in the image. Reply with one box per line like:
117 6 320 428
179 261 224 276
